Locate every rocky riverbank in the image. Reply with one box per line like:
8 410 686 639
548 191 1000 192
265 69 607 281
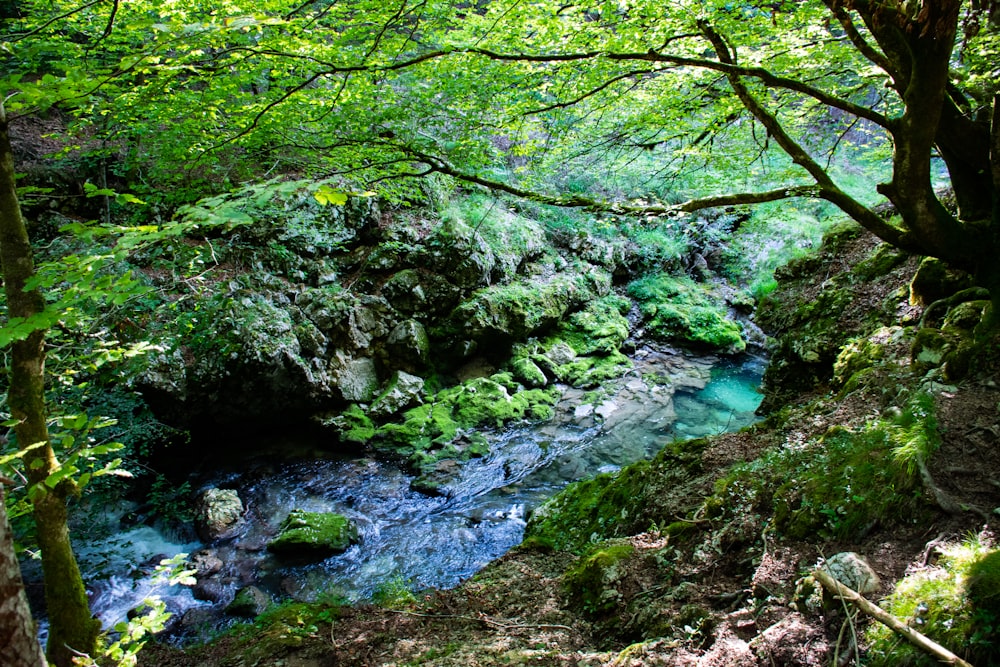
140 220 1000 667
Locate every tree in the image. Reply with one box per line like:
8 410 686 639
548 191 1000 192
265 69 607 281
0 479 47 667
119 0 993 310
1 101 99 667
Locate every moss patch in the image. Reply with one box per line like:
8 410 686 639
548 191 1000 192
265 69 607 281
374 375 560 472
563 543 636 616
626 274 744 352
525 438 710 553
866 539 1000 666
713 394 936 541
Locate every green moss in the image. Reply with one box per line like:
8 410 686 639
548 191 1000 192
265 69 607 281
553 349 633 388
853 244 909 280
867 540 1000 666
267 509 359 556
714 394 936 541
559 295 631 356
374 376 560 474
336 404 375 445
909 257 974 307
563 543 636 616
626 274 745 352
511 356 548 387
525 438 711 553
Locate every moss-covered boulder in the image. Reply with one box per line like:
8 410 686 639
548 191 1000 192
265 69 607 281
373 374 559 477
267 509 359 558
627 274 745 353
866 541 1000 667
226 586 271 618
563 543 636 616
909 257 974 307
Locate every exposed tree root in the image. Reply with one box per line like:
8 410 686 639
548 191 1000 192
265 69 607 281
919 287 990 329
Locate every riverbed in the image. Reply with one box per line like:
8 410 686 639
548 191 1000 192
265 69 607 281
73 346 765 640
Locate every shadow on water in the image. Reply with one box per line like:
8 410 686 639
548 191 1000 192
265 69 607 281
72 348 765 640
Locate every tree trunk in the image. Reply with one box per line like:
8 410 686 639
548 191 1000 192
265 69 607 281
0 107 100 666
1 482 47 667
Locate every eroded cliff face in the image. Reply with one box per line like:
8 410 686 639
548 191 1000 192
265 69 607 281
124 187 753 454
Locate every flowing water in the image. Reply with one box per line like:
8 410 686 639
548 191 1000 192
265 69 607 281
71 347 765 640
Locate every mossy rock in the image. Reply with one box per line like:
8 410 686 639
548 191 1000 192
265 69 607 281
511 356 548 387
626 274 745 352
866 541 1000 666
373 375 559 478
322 403 375 445
853 244 910 280
909 257 974 307
268 509 359 557
942 300 989 332
226 586 271 618
552 350 633 388
968 549 1000 622
563 543 635 616
559 295 631 356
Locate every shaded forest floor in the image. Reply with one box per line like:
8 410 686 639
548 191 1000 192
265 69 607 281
139 226 1000 667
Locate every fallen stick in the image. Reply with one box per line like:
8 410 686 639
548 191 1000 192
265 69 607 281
813 569 974 667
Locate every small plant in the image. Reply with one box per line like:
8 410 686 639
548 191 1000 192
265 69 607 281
372 575 417 608
73 554 195 667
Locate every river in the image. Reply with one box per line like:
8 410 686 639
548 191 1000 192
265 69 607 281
70 346 765 641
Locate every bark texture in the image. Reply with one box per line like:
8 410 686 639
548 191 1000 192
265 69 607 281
1 483 47 667
0 107 100 666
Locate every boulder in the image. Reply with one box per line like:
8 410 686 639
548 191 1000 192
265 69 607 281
385 319 431 371
268 509 359 558
195 489 245 541
329 352 379 402
822 552 880 594
226 586 270 618
370 371 425 418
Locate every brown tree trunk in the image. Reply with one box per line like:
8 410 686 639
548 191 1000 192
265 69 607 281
0 107 100 666
1 482 47 667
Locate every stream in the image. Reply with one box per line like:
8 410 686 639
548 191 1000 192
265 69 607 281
70 346 765 641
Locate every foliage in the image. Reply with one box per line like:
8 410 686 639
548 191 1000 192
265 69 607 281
72 554 195 667
866 536 1000 667
716 394 937 540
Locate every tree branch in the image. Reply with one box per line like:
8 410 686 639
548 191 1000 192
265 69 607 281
464 47 889 128
698 21 909 248
525 68 656 115
7 0 103 42
823 0 896 79
813 569 974 667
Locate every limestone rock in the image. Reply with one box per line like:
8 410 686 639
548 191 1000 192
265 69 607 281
370 371 425 418
329 352 379 402
195 489 245 541
822 552 880 594
385 319 431 371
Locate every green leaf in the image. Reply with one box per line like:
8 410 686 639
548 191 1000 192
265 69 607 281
314 185 348 206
